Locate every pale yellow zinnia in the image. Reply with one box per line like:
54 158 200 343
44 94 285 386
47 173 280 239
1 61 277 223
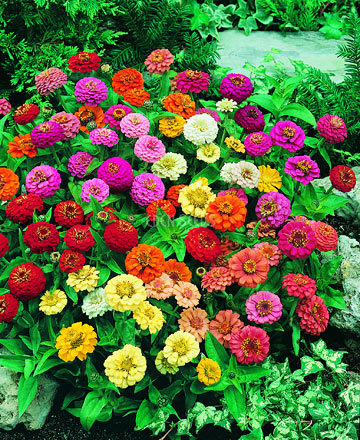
66 265 99 293
196 358 221 386
105 274 146 312
257 165 282 192
196 143 221 163
178 180 215 218
163 330 200 366
39 289 67 315
132 301 165 334
155 350 179 375
104 344 147 389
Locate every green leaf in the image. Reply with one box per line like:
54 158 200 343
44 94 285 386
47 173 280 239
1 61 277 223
191 165 219 185
205 331 230 368
106 257 124 274
0 339 29 355
320 256 342 283
320 287 346 310
80 390 107 431
33 349 62 376
239 427 264 440
278 103 316 126
248 94 279 115
318 141 332 168
0 355 26 372
190 379 208 395
135 399 157 430
18 375 38 418
148 383 161 405
300 355 324 376
224 385 246 427
235 365 271 384
29 324 41 355
292 322 301 356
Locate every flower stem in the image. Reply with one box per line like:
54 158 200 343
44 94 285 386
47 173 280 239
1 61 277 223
56 88 70 113
219 114 228 149
50 144 61 167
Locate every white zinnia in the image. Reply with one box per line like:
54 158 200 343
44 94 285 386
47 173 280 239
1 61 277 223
82 287 112 319
232 161 260 188
151 152 187 181
220 162 236 184
183 114 219 146
216 98 237 113
196 143 221 163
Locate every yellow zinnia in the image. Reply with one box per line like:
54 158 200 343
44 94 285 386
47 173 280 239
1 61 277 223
66 265 99 293
104 345 147 389
196 358 221 386
132 301 165 334
159 116 185 138
163 330 200 366
257 165 282 192
225 136 245 153
196 143 221 163
178 180 215 218
105 274 146 312
55 322 97 362
39 289 67 315
155 350 179 375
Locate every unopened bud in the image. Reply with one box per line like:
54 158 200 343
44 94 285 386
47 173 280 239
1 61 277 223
50 252 61 263
86 121 98 131
96 210 110 223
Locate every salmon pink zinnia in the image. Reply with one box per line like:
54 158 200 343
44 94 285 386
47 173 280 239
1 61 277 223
229 248 269 288
209 310 244 347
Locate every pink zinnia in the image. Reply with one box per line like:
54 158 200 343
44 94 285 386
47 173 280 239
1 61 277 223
201 267 233 292
68 152 94 178
209 310 244 347
134 135 166 163
129 173 165 206
144 49 174 74
195 108 221 122
220 73 253 103
31 120 64 149
317 114 347 143
175 70 210 94
25 165 61 199
278 221 317 260
270 120 305 152
311 221 338 252
74 77 108 106
254 242 282 266
255 192 291 228
229 326 270 365
97 157 134 193
81 178 109 203
104 104 132 130
0 98 11 116
282 273 317 299
89 127 119 148
51 111 80 141
146 273 174 300
217 188 248 205
296 295 329 335
35 68 67 96
234 105 265 134
246 291 282 324
120 113 150 138
244 132 272 156
284 155 320 185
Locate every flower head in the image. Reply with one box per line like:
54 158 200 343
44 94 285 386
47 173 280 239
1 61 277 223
255 192 291 228
196 143 221 163
317 114 347 143
173 281 201 308
59 250 85 273
234 105 265 133
229 248 269 288
35 68 67 95
146 199 176 222
145 48 174 74
7 134 37 158
285 155 320 185
39 290 67 315
179 180 215 218
122 88 150 107
206 195 247 232
0 98 11 115
146 273 175 300
134 135 166 163
197 358 221 386
68 52 101 73
125 244 165 283
6 193 43 224
185 227 221 263
254 242 282 266
257 165 282 192
152 152 187 180
296 295 329 335
221 161 260 188
89 128 119 148
8 263 46 300
166 184 187 207
68 151 94 178
104 104 132 129
201 267 233 292
174 70 210 94
75 105 104 133
155 350 179 375
64 225 95 252
209 310 244 347
282 273 317 299
97 157 134 193
112 69 144 95
133 301 165 333
0 294 19 323
55 322 97 362
229 326 270 364
270 120 305 152
311 221 338 252
120 113 150 138
105 274 146 312
25 165 61 199
14 103 40 124
163 331 200 366
54 201 84 228
74 77 108 106
220 73 253 103
196 108 221 122
329 165 356 192
216 98 237 113
178 308 209 342
159 116 186 137
246 291 282 324
163 93 195 119
130 173 165 206
31 120 64 149
67 265 99 293
81 178 109 203
244 132 272 156
278 221 317 259
224 136 245 153
217 188 248 204
82 288 112 319
51 112 80 140
183 114 219 146
163 259 192 283
23 221 60 254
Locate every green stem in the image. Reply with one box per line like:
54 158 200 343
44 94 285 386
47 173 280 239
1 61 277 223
50 144 61 167
99 147 104 163
26 156 31 173
219 114 228 149
56 88 70 113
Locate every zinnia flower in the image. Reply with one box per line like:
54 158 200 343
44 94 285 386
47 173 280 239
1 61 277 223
81 178 109 203
134 135 166 163
122 88 150 107
66 265 99 293
278 221 317 259
104 104 131 130
146 273 174 300
97 157 134 193
155 350 179 375
68 52 101 73
31 120 64 149
104 220 138 253
196 143 221 163
221 161 260 188
224 136 245 153
163 259 192 283
8 262 46 300
7 134 37 158
146 199 176 222
201 267 233 293
229 326 270 364
35 68 67 96
23 221 60 253
64 225 95 252
0 167 20 201
270 120 305 152
173 281 201 308
59 250 85 273
125 244 165 283
183 114 219 146
196 108 221 122
39 290 67 315
51 112 80 140
82 288 112 319
112 69 144 95
105 274 146 312
163 331 200 366
244 132 272 156
206 195 247 232
25 165 61 199
234 105 265 133
174 70 210 94
145 48 174 74
246 221 276 239
220 73 253 103
133 301 165 333
329 165 356 192
54 201 84 228
68 151 94 178
254 242 282 266
163 93 195 119
311 221 338 252
185 227 221 263
120 113 150 138
0 98 11 115
257 165 282 192
209 310 244 347
166 184 187 207
0 294 19 323
178 308 209 342
229 248 269 288
296 295 329 335
89 128 119 148
255 192 291 228
284 155 320 185
74 77 108 106
55 322 97 362
159 116 186 137
178 180 215 218
316 114 347 143
14 103 40 124
151 152 187 180
246 291 282 324
216 98 237 113
282 273 317 299
104 345 146 388
75 105 104 134
130 173 165 206
6 193 43 225
196 358 221 386
217 188 248 205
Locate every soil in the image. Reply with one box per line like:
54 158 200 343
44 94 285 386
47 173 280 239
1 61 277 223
325 215 360 242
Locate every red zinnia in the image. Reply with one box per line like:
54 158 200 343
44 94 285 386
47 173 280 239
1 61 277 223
166 184 187 207
6 193 44 225
64 225 95 252
14 103 40 125
146 200 176 222
0 294 19 323
296 295 329 335
0 233 9 258
8 262 46 300
185 227 221 263
68 52 101 73
104 220 138 252
59 250 85 273
329 165 356 193
229 326 270 365
54 200 84 228
23 222 60 253
311 221 338 252
282 273 317 299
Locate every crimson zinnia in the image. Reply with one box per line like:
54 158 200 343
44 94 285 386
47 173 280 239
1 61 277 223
23 222 60 254
8 263 46 300
185 227 221 263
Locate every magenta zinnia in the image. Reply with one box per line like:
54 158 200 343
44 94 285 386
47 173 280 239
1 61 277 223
316 114 347 144
284 155 320 185
255 192 291 228
278 221 317 259
245 291 282 324
270 120 305 152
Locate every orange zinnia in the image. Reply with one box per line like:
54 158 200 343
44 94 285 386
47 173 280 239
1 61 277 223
122 88 150 107
74 105 105 133
112 69 144 95
163 259 192 283
228 248 269 289
7 134 38 158
0 168 20 201
163 93 195 119
206 195 247 232
125 244 165 284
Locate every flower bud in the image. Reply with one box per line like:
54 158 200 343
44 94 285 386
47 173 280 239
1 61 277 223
86 121 98 131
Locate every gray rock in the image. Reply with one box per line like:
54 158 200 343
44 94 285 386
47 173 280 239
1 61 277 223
218 30 345 83
0 354 58 430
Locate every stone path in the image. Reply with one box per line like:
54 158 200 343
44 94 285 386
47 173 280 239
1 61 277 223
218 30 345 82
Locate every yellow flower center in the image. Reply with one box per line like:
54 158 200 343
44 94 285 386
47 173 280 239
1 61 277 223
79 53 90 62
250 134 264 145
120 356 134 372
282 127 295 138
54 115 68 124
0 299 7 313
186 189 210 208
198 233 215 249
288 230 308 248
247 109 258 119
79 110 95 125
330 116 342 128
67 330 84 348
136 251 151 267
113 108 125 120
241 337 261 357
35 225 51 241
152 51 164 63
296 160 311 175
85 80 97 90
38 122 51 132
256 299 273 316
218 201 233 215
116 281 136 298
15 103 32 116
219 321 231 335
230 75 244 86
174 340 188 356
243 259 257 274
13 268 31 283
294 274 308 285
260 200 277 217
108 163 120 174
186 70 202 79
32 170 47 182
143 178 156 190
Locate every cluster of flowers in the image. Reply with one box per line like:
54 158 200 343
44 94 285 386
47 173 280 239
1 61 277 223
0 48 356 392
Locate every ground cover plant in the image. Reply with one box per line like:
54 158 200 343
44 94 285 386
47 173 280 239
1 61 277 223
0 48 359 439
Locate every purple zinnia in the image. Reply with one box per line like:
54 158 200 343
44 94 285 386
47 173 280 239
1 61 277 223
81 178 109 203
234 105 265 134
220 73 253 103
130 173 165 206
25 165 61 199
74 77 108 106
316 114 347 144
104 104 132 130
195 108 221 122
255 192 291 228
175 70 210 94
134 135 166 163
89 127 119 148
31 120 64 149
0 98 11 116
97 157 134 193
217 188 248 205
270 120 305 152
244 132 272 156
120 113 150 138
246 291 282 324
68 152 94 178
284 155 320 185
51 111 80 141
